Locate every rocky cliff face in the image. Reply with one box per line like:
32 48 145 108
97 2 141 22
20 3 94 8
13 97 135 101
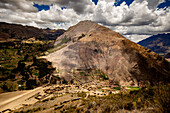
43 20 170 86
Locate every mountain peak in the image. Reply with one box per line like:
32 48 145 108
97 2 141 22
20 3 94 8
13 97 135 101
57 20 120 42
44 21 170 86
77 20 96 24
67 20 99 33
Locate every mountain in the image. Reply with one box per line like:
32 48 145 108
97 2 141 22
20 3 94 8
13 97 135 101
138 33 170 56
0 22 65 41
43 20 170 86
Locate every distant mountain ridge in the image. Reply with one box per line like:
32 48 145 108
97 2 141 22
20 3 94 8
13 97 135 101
43 20 170 86
0 22 65 41
138 33 170 56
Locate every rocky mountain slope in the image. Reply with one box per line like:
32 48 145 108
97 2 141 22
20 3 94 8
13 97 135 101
43 20 170 86
138 33 170 56
0 22 65 41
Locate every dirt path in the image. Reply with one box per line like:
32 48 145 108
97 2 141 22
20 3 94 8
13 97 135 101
0 87 45 112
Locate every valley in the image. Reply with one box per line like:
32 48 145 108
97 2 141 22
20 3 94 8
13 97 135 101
0 21 169 113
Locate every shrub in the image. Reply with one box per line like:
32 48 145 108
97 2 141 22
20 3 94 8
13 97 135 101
77 92 86 98
26 80 37 89
153 83 170 113
0 82 16 92
78 34 85 40
114 87 121 90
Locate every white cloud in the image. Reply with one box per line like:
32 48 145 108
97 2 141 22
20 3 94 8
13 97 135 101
0 0 169 42
93 0 170 41
124 34 151 43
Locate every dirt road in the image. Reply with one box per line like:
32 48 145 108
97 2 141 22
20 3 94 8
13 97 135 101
0 87 45 112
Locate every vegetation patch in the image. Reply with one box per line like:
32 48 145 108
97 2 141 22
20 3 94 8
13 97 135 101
0 40 55 92
46 36 71 54
113 87 121 90
126 86 140 91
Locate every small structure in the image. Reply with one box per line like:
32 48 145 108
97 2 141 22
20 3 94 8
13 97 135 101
54 105 64 110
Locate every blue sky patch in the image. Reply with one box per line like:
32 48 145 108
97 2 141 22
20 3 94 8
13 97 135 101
33 3 50 11
61 6 67 10
157 0 170 9
92 0 98 5
114 0 134 6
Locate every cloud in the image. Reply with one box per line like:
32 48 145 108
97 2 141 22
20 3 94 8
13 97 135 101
94 0 170 38
32 0 95 14
124 34 152 42
0 0 169 42
0 0 38 12
136 0 164 9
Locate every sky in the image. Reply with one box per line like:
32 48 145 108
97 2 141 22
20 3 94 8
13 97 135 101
0 0 170 42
